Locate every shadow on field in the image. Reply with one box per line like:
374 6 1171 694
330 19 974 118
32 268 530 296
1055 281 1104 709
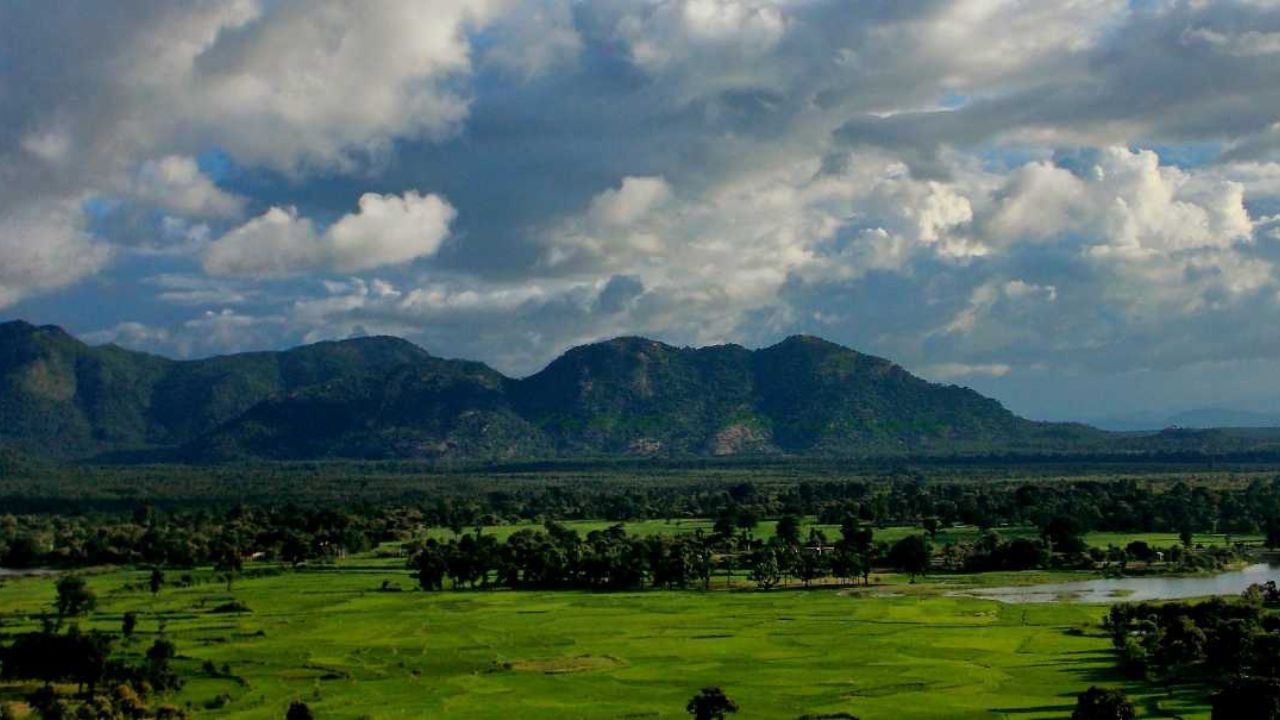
1057 649 1130 685
1137 682 1214 718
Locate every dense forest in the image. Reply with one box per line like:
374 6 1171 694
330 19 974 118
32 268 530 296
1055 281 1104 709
5 471 1279 575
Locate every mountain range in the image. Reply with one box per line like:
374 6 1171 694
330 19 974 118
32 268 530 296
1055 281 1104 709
3 319 1275 463
1090 408 1280 432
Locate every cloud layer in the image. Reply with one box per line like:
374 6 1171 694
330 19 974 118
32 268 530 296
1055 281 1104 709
7 0 1280 420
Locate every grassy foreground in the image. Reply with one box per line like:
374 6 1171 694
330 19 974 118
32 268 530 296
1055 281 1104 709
0 555 1216 719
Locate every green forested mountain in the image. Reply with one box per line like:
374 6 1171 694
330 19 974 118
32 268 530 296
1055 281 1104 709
0 320 430 458
1 319 1107 461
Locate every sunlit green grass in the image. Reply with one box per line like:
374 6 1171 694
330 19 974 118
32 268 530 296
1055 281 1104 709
0 555 1215 719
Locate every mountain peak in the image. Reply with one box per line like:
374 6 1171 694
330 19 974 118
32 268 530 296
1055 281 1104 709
577 336 677 353
0 319 73 340
771 334 851 352
0 318 1103 461
290 334 431 357
0 319 36 332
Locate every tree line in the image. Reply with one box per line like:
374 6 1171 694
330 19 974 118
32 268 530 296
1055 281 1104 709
1102 585 1280 719
6 476 1273 579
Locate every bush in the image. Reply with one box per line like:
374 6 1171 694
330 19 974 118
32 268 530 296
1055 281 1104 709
1072 686 1135 720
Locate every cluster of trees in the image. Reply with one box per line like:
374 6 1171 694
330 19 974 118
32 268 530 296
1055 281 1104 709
0 506 393 570
407 505 1246 595
745 515 884 589
0 578 188 719
1105 588 1280 718
412 522 715 591
9 476 1280 572
1071 686 1135 720
411 474 1280 539
408 514 950 593
937 525 1245 577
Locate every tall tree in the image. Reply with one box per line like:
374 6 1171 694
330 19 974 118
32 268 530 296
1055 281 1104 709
122 611 138 638
775 515 801 546
213 544 243 592
55 576 96 621
749 548 780 590
887 535 931 582
413 543 448 591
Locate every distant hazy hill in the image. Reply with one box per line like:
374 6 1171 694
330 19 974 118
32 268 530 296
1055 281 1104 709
1092 407 1280 432
0 318 1139 462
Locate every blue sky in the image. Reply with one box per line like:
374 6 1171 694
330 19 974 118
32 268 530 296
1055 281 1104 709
3 0 1280 423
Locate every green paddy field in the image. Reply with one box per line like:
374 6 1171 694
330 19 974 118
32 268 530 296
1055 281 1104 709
0 524 1229 719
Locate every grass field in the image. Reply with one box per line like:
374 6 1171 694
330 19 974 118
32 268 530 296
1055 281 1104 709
0 550 1218 719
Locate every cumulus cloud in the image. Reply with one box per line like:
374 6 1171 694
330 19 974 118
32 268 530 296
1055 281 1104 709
587 176 672 227
132 156 244 218
617 0 787 75
327 192 457 272
982 147 1253 253
202 207 320 279
189 0 503 170
0 202 111 309
482 0 582 78
0 0 501 304
203 191 455 278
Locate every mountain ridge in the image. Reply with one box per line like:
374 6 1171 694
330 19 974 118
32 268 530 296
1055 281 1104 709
1 319 1108 461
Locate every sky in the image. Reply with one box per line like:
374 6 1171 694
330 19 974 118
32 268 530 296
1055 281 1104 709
3 0 1280 423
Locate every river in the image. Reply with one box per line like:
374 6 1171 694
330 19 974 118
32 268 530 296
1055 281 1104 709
964 562 1280 604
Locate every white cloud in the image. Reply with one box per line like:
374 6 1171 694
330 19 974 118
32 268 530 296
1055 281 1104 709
982 147 1253 254
1182 26 1280 56
202 207 321 279
482 0 582 77
85 310 287 359
618 0 788 73
146 274 255 306
203 191 456 278
132 156 244 218
20 129 72 164
189 0 504 171
0 202 111 308
0 0 501 303
923 362 1013 380
327 192 457 272
587 176 672 227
